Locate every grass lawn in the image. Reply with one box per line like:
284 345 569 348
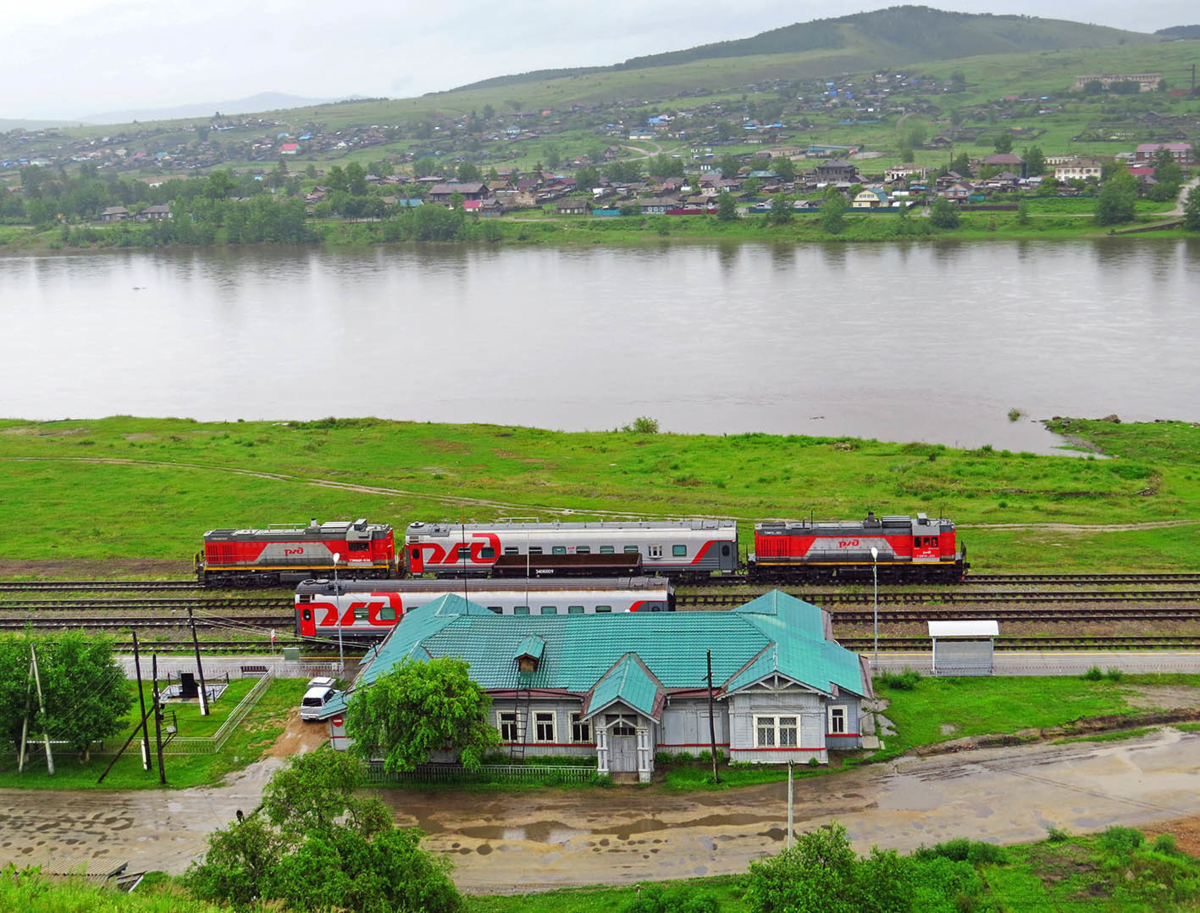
873 672 1200 761
467 875 752 913
0 678 303 789
0 416 1197 575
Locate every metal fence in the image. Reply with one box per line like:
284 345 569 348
363 763 597 785
2 667 281 760
117 657 340 681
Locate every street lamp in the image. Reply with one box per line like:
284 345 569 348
332 552 344 674
873 544 883 671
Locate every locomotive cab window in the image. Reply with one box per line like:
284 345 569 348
348 542 369 552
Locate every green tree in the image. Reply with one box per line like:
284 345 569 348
767 194 793 225
544 145 562 170
1024 146 1046 177
1152 148 1183 186
482 103 495 120
948 152 972 176
603 160 643 183
413 157 439 179
575 165 600 191
369 160 393 178
345 162 368 196
304 163 317 179
774 157 796 182
930 198 960 229
40 634 132 762
188 752 463 913
345 657 498 772
716 191 738 221
745 824 862 913
456 161 482 183
203 170 236 200
950 71 966 91
898 144 914 164
326 165 348 193
1017 198 1030 225
993 133 1014 154
820 191 845 234
741 176 763 197
1082 79 1104 95
448 191 465 211
717 154 740 178
1184 185 1200 231
0 639 31 748
1095 171 1137 226
905 123 927 149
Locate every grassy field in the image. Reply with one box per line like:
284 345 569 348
0 416 1197 575
0 678 303 789
871 672 1199 761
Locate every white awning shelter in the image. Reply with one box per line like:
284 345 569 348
928 620 999 676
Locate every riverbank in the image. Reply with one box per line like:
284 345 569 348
0 201 1193 253
0 416 1196 573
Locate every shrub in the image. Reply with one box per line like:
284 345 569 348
1082 666 1104 681
1104 668 1124 682
697 750 711 763
1045 826 1071 843
878 670 921 691
654 751 674 766
622 416 660 434
1007 407 1022 422
674 751 694 764
621 883 720 913
1154 833 1178 855
1100 826 1144 854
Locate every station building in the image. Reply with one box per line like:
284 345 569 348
320 591 872 782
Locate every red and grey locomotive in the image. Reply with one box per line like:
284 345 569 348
749 512 966 583
196 518 398 587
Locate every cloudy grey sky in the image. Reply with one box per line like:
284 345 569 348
3 0 1195 120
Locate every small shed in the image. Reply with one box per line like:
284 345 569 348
928 620 999 676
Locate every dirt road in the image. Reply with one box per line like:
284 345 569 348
1 727 1198 891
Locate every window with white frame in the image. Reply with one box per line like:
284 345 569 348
571 712 591 743
828 705 847 735
498 711 518 742
755 714 799 748
606 713 637 737
534 711 556 742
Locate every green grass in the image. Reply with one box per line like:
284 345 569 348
467 875 751 912
1 416 1197 576
872 674 1200 761
0 678 303 789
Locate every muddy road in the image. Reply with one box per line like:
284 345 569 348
1 728 1198 891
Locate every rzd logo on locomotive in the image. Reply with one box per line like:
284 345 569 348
837 539 860 548
284 547 304 556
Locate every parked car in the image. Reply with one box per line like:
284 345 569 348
300 676 339 721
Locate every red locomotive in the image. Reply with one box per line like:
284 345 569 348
749 512 966 583
196 518 398 587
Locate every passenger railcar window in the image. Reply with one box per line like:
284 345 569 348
596 605 612 613
481 547 495 559
600 546 614 554
567 605 584 614
378 607 397 621
672 545 687 557
504 547 519 555
553 546 567 555
577 546 590 554
456 546 470 559
648 545 663 558
623 546 639 554
513 606 530 615
540 606 557 615
529 547 543 555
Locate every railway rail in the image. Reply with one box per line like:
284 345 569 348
679 589 1200 607
839 635 1200 651
0 598 283 611
0 580 204 592
0 614 291 631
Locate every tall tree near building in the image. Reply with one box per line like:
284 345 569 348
1095 171 1137 225
1183 186 1200 231
37 634 131 762
345 657 498 772
716 191 738 221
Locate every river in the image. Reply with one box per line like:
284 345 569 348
2 239 1197 453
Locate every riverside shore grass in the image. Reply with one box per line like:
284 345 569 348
0 416 1197 574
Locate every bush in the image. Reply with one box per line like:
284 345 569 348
1100 825 1144 854
674 751 694 764
1154 833 1178 855
621 883 719 913
1082 666 1104 681
622 416 660 434
1045 826 1071 843
654 751 674 766
878 670 921 691
1104 668 1124 682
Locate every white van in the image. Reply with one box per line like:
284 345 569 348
300 677 339 722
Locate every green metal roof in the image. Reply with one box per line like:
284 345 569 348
514 634 546 662
586 653 664 720
324 591 866 719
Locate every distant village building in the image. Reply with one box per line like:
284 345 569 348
1133 143 1195 165
1073 73 1162 92
100 206 129 222
815 158 858 182
1054 158 1104 181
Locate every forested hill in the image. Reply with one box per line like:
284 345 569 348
1157 25 1200 39
448 6 1156 93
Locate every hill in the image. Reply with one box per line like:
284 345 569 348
1157 25 1200 39
449 5 1157 92
76 92 341 124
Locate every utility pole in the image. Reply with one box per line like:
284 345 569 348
706 649 719 785
31 644 54 775
152 654 166 785
188 604 210 716
787 760 794 850
17 653 34 773
333 553 344 675
132 630 152 771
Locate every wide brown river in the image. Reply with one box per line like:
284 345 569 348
2 239 1197 453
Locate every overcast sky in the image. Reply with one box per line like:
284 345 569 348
4 0 1195 120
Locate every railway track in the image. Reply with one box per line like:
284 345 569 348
0 614 291 630
679 589 1200 607
692 572 1200 588
839 634 1200 651
0 598 284 611
0 580 204 592
111 639 340 653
